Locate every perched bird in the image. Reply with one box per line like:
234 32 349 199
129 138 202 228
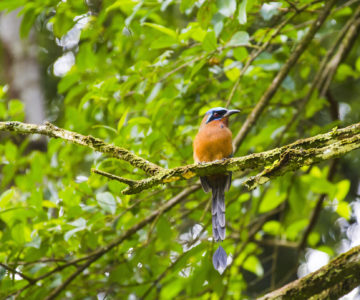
193 107 240 272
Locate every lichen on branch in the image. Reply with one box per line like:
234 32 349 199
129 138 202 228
119 123 360 194
1 121 360 195
0 121 163 175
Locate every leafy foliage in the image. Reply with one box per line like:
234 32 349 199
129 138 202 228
0 0 360 299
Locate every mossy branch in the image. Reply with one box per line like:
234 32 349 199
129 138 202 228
0 121 163 175
258 245 360 300
1 121 360 194
120 123 360 194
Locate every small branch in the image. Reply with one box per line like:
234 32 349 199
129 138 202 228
258 245 360 300
91 169 137 185
0 121 163 175
0 263 35 284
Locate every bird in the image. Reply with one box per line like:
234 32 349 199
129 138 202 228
193 107 240 272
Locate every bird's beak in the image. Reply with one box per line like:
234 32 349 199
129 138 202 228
224 109 240 117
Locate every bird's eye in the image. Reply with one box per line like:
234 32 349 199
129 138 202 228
214 113 219 117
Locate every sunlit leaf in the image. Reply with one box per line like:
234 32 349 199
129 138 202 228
336 201 351 220
217 0 236 17
243 255 263 277
259 186 286 213
237 0 247 24
202 31 217 52
143 22 177 39
228 31 250 46
224 58 240 81
96 192 117 214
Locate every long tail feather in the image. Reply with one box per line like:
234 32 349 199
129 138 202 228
201 173 231 272
211 180 226 241
213 245 227 273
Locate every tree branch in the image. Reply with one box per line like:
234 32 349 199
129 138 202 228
258 245 360 300
0 121 163 175
2 121 360 194
121 122 360 193
0 263 35 284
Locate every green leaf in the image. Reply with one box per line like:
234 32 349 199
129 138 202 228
156 217 173 241
20 6 37 38
237 0 247 24
335 180 350 201
336 201 351 220
52 11 75 38
12 223 31 244
0 0 26 11
151 36 178 49
301 174 336 198
190 59 207 78
25 236 42 249
228 31 250 46
217 0 236 17
335 64 357 81
64 218 87 241
143 23 177 39
308 232 320 247
286 219 308 241
356 57 360 72
317 245 334 257
259 186 286 213
0 189 14 208
212 13 225 36
197 2 217 29
233 47 248 61
224 59 240 82
8 99 24 118
5 141 17 162
161 279 184 299
96 192 117 214
58 73 80 93
202 31 217 52
260 2 282 21
243 255 263 276
42 200 58 208
289 180 305 214
180 0 197 13
127 116 152 126
263 220 281 236
117 107 130 131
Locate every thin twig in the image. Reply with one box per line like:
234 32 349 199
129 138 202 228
0 263 35 283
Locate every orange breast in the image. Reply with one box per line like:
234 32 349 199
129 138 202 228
193 120 233 163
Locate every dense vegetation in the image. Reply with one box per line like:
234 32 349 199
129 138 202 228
0 0 360 299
